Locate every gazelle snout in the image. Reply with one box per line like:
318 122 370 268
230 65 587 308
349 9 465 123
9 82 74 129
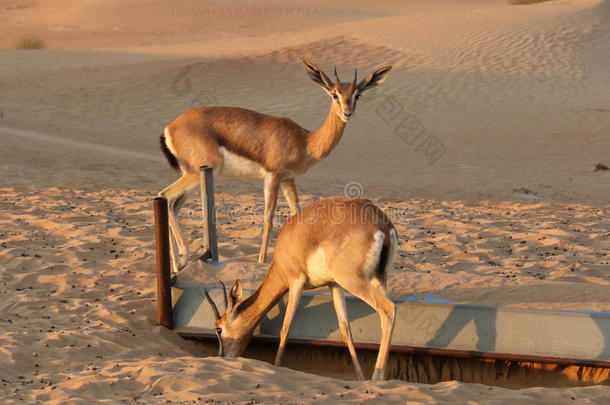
341 111 353 122
333 86 357 123
218 337 249 358
213 321 252 359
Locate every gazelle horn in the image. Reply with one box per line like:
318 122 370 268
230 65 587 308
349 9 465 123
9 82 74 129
353 68 358 85
219 280 228 310
203 289 221 320
334 66 341 83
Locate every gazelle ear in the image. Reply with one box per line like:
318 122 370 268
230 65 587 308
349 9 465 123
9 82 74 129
357 64 392 93
229 279 243 307
302 60 333 93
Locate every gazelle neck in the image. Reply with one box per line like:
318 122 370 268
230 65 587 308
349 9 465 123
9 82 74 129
306 103 346 160
235 264 289 330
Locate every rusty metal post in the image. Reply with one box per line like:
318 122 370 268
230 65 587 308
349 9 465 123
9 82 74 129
199 166 218 261
154 197 174 328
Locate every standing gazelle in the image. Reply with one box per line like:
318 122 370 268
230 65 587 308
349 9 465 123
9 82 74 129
204 197 398 381
159 60 392 270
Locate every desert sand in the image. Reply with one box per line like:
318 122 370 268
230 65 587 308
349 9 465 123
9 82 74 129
1 0 609 403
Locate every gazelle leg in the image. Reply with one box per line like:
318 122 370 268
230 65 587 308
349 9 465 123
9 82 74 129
172 185 198 265
274 279 305 366
335 277 395 381
258 174 280 264
158 172 199 272
329 284 365 380
280 178 300 216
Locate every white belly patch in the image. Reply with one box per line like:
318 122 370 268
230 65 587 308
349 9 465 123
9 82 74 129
217 147 266 179
306 247 334 287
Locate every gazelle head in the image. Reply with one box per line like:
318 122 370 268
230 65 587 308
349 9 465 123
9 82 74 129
302 60 392 123
204 280 252 358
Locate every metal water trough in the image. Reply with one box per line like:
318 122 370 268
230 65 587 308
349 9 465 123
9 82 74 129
154 166 610 380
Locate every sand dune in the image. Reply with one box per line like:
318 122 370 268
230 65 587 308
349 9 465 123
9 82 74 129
1 0 609 402
2 0 610 202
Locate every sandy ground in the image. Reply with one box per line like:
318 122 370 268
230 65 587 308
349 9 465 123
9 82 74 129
1 187 609 403
1 0 610 403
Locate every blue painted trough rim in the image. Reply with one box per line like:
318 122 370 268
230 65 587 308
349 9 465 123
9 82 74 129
178 285 610 317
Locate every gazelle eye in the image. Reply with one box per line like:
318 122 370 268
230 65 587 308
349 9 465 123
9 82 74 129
215 328 222 335
332 93 338 100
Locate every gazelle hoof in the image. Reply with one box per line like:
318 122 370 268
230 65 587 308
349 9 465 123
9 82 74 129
371 368 385 382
